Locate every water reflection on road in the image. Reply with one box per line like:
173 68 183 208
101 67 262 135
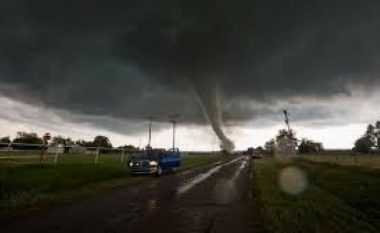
133 156 251 233
214 157 249 204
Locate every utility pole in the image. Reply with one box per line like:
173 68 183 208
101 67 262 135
169 114 180 151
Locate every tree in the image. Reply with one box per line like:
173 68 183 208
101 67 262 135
376 121 380 150
93 135 112 148
354 136 373 154
366 124 375 136
12 132 43 150
276 129 296 140
51 136 74 153
353 122 380 153
0 136 11 148
0 136 11 144
12 132 43 144
119 144 139 152
264 139 275 155
365 124 376 145
75 140 95 147
51 136 73 146
51 136 66 146
298 139 324 154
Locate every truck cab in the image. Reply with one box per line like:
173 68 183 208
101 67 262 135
128 148 181 176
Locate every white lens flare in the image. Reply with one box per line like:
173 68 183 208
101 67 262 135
278 166 308 195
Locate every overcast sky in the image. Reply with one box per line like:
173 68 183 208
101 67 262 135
0 0 379 150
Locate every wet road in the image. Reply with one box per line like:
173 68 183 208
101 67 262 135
0 156 257 233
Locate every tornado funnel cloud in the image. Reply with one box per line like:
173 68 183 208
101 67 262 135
194 83 235 153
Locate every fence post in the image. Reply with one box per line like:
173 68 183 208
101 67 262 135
120 149 125 164
54 147 60 165
7 143 11 156
39 145 45 164
354 154 358 166
95 148 100 164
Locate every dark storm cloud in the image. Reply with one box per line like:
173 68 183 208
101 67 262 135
0 0 379 129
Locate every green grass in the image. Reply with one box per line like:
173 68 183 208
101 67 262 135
0 152 122 165
252 158 380 233
300 155 380 169
179 154 226 171
0 154 224 217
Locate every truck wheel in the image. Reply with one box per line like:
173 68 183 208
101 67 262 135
156 166 163 176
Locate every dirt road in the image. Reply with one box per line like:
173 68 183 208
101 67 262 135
0 156 263 233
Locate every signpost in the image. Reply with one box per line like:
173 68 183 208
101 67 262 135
40 133 51 164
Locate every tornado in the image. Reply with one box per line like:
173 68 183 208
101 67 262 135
194 82 235 153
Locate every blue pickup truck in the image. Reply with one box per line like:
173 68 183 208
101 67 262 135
128 148 181 176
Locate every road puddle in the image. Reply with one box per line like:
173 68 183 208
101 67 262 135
176 156 246 196
214 157 249 204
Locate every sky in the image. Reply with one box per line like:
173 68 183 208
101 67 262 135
0 0 379 150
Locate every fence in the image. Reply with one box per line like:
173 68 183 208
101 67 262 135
0 143 140 165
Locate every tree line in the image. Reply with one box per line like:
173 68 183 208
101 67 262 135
354 121 380 153
263 121 380 155
264 129 324 155
0 132 138 151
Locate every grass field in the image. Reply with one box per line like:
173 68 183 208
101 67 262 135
0 151 123 165
300 155 380 169
252 157 380 233
0 153 224 217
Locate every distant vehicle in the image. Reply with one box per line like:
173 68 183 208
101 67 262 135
251 152 262 159
128 148 181 176
246 147 262 159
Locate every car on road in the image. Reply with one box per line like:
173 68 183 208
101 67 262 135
245 147 263 159
128 148 181 176
251 152 262 159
